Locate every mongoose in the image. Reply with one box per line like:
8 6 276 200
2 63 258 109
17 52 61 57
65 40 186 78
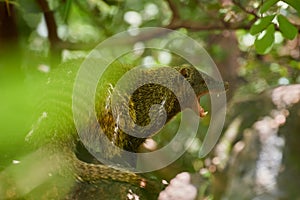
27 60 228 189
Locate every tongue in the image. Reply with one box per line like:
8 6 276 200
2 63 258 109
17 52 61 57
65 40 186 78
196 97 208 118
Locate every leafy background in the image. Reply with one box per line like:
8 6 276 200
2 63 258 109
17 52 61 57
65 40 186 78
0 0 299 199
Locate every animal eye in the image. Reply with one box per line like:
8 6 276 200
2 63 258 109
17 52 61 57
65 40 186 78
180 68 189 78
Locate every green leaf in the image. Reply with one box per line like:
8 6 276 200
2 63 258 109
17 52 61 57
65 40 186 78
277 15 298 40
255 24 275 54
283 0 300 14
250 15 276 35
18 0 40 13
260 0 279 13
63 0 72 22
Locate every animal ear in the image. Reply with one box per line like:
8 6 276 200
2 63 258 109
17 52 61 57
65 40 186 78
180 68 189 78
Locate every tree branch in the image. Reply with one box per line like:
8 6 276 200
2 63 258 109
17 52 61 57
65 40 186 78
36 0 60 44
36 0 299 53
165 0 180 24
164 0 255 32
36 0 61 64
232 0 259 19
165 19 253 31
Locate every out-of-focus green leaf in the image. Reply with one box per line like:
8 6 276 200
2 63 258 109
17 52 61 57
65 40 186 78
206 2 221 10
277 14 298 40
255 24 275 54
260 0 279 13
250 15 276 35
283 0 300 14
63 0 72 22
18 0 40 13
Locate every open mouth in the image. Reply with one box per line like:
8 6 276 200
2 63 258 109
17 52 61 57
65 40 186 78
194 81 228 118
196 95 208 118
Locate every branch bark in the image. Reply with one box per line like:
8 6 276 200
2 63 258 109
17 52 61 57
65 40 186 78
165 0 180 24
232 0 259 19
165 20 253 31
36 0 61 65
0 2 21 67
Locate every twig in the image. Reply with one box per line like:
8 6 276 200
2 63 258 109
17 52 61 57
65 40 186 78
232 0 259 19
36 0 62 64
165 20 253 31
165 0 180 23
5 0 10 16
36 0 60 44
164 0 255 32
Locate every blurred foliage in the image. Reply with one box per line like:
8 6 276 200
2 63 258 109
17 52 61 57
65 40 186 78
250 0 299 54
0 0 299 199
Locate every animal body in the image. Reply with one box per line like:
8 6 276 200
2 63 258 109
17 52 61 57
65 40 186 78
27 60 228 189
